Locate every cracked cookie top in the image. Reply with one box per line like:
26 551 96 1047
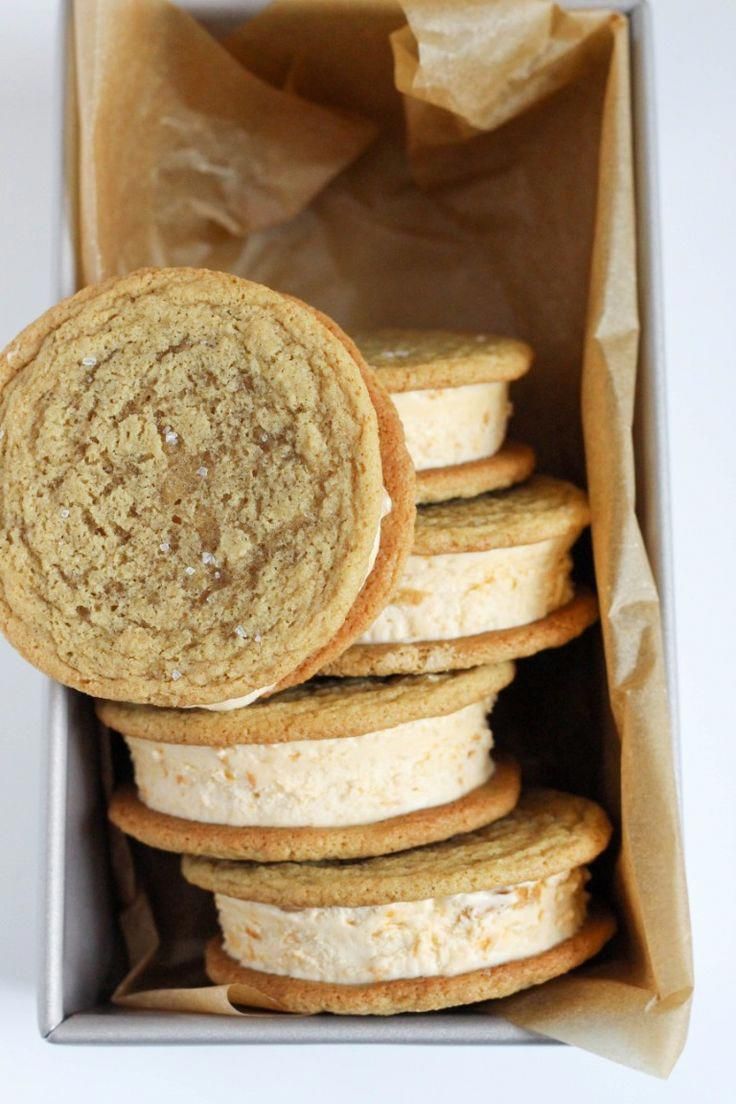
0 268 387 705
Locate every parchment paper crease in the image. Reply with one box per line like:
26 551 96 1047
73 0 692 1074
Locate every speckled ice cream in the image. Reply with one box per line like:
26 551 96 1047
391 383 510 471
358 536 575 644
125 698 496 827
216 867 589 983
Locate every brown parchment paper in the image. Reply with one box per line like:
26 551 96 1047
73 0 692 1074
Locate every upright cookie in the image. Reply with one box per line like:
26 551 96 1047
0 268 414 705
103 663 520 861
183 789 615 1015
355 329 535 503
324 476 597 677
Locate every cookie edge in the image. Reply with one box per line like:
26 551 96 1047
321 589 599 678
110 755 521 862
415 442 536 505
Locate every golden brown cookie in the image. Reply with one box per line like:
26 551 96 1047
108 755 521 862
96 662 515 746
412 476 590 555
323 590 598 678
183 789 612 907
415 442 536 505
0 268 414 705
354 329 533 391
204 910 616 1015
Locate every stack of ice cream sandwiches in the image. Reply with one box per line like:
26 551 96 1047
0 268 614 1016
330 330 598 677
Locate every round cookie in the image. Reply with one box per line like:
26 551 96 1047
108 756 521 862
415 442 536 505
183 789 613 906
96 662 516 745
0 268 414 706
204 911 616 1015
324 477 596 677
355 329 533 391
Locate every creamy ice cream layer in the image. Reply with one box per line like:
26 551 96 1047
391 382 510 471
217 868 589 984
358 536 575 644
195 684 276 713
126 698 495 828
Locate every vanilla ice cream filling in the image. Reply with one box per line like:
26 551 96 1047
195 491 392 711
391 382 510 471
358 535 576 645
194 684 278 712
216 867 589 984
126 698 495 828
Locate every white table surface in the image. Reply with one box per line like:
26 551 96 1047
1 1 734 1100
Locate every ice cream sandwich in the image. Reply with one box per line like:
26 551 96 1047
355 329 535 504
0 268 414 705
183 789 615 1015
324 476 597 677
103 662 520 861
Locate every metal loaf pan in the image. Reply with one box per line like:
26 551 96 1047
40 0 675 1045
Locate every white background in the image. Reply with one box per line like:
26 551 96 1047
1 0 734 1100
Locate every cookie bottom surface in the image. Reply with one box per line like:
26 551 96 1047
322 589 598 678
205 909 616 1015
108 755 520 862
415 442 535 505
